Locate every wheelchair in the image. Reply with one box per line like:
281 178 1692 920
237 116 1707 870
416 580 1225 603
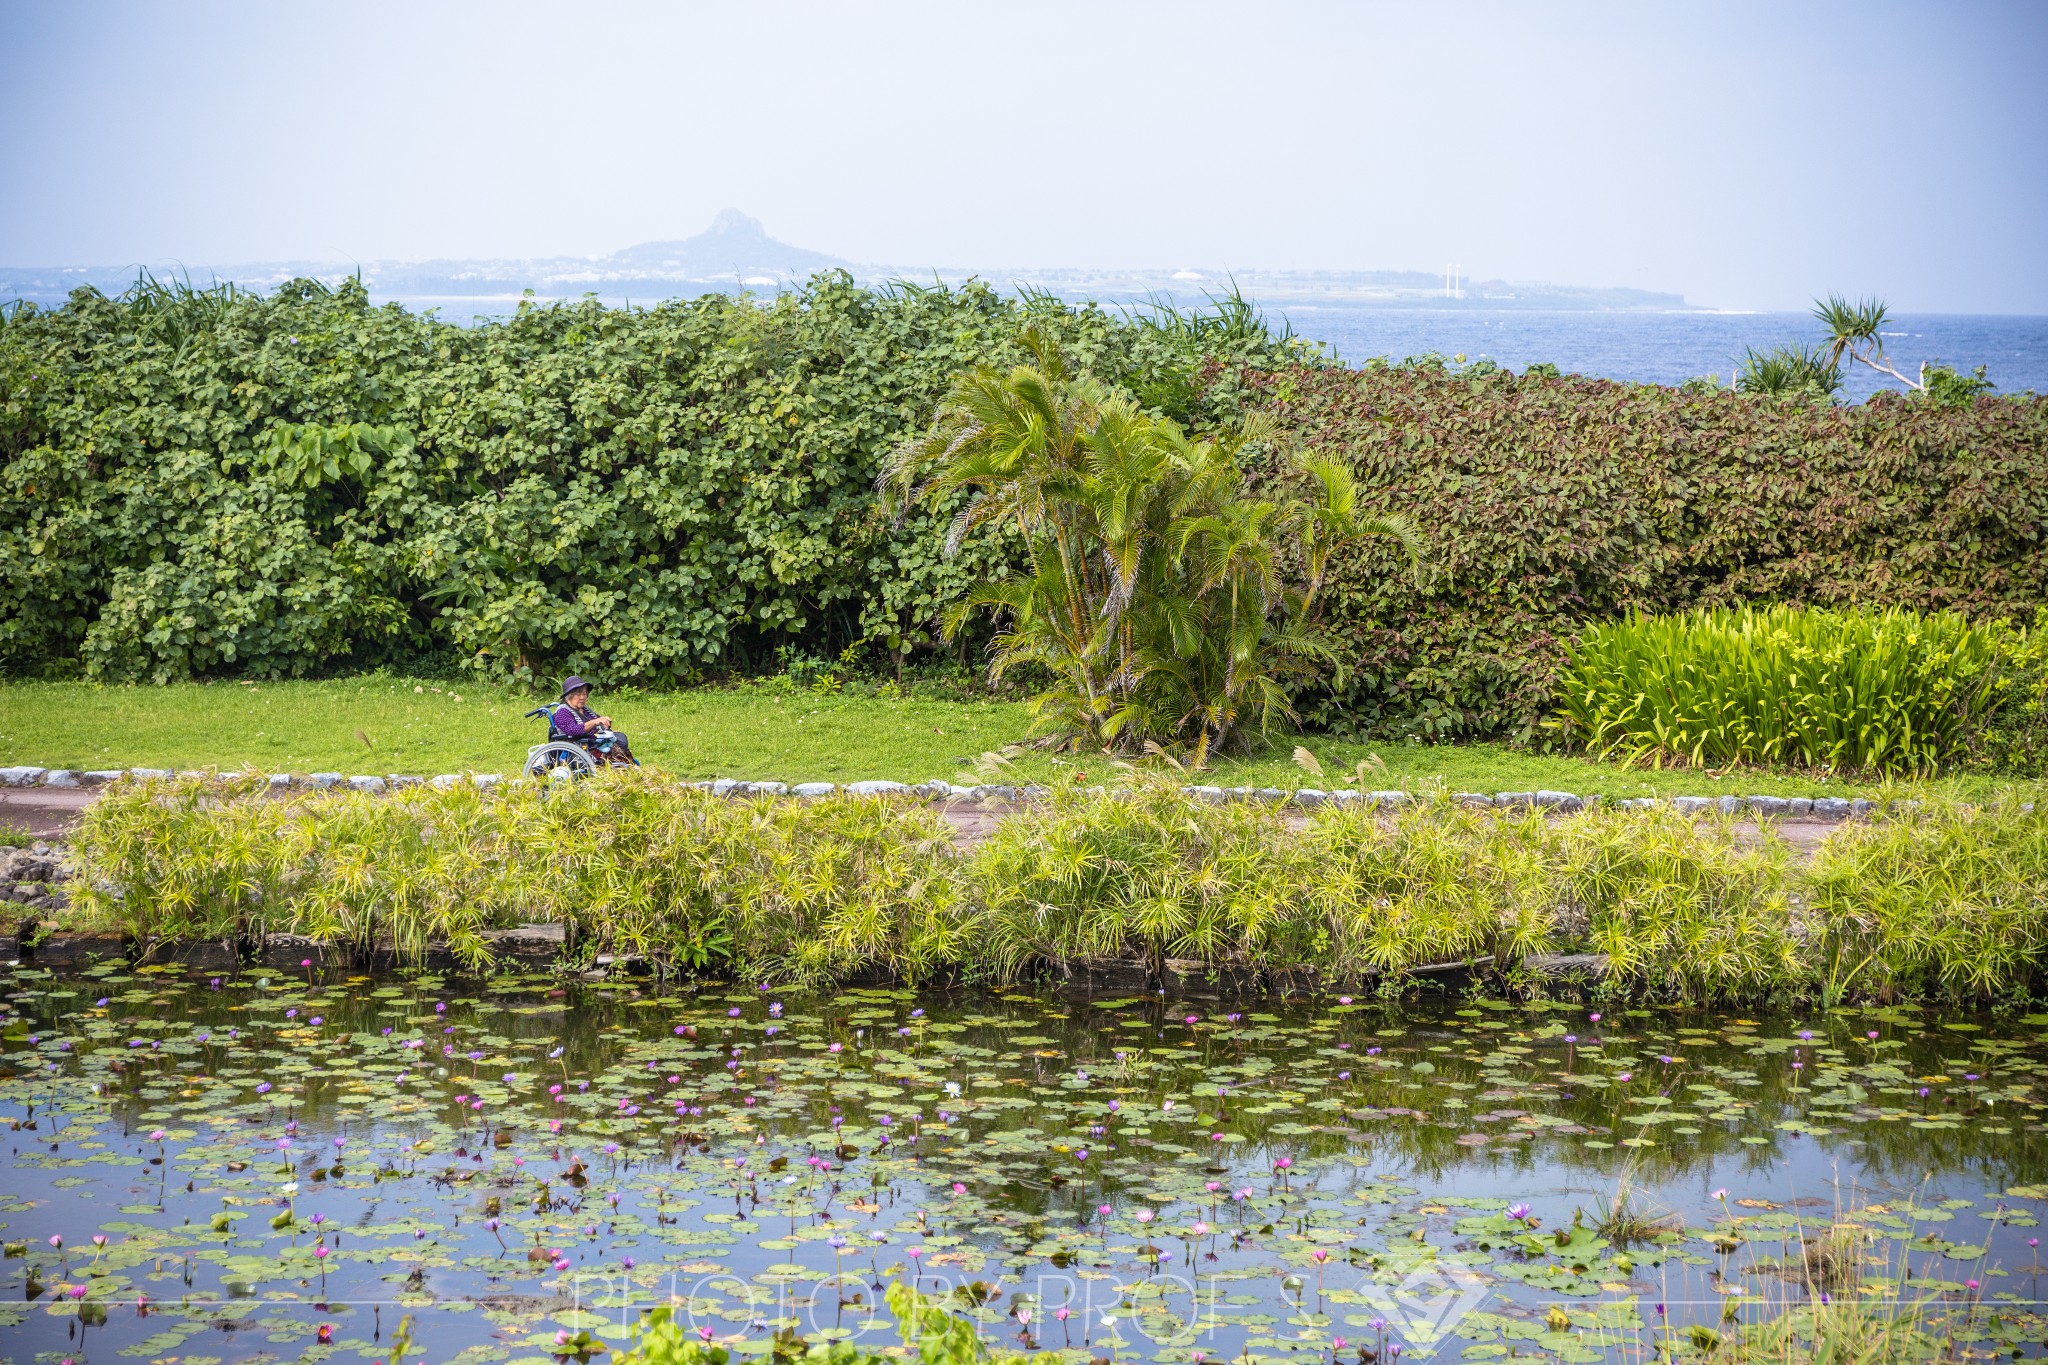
523 707 636 782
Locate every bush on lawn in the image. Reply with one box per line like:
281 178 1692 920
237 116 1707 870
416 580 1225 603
1969 608 2048 776
881 331 1420 762
1552 604 2019 775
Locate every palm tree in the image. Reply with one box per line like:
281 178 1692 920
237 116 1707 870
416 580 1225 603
881 334 1425 764
1812 294 1925 392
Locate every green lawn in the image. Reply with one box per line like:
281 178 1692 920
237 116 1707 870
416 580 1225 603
0 677 2033 801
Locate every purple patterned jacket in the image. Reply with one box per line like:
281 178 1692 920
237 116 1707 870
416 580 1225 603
550 703 600 739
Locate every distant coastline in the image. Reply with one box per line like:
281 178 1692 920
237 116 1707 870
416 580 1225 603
6 212 2041 399
0 264 1696 314
0 208 1693 314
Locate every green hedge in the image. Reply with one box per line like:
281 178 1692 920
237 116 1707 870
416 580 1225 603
1258 363 2048 739
5 278 2043 745
0 275 1279 683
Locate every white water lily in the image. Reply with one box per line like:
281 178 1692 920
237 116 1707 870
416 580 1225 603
280 1182 298 1197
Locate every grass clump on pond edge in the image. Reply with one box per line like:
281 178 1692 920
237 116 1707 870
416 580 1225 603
1808 795 2048 1001
67 769 2048 1005
71 769 969 981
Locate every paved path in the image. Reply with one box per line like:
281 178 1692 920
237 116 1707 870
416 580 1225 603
0 786 92 839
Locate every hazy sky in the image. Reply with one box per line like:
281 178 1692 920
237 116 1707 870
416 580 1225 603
4 0 2045 312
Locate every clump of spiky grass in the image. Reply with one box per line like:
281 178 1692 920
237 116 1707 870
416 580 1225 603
1557 603 2013 775
1552 803 1804 1002
1807 792 2048 1002
1793 1222 1868 1297
65 772 2048 1004
72 769 971 980
1586 1171 1683 1248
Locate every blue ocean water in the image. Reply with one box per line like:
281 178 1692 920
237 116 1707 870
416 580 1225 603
1265 304 2048 402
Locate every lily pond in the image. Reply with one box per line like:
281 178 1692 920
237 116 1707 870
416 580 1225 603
4 968 2048 1365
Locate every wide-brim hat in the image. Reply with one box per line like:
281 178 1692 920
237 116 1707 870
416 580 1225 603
560 675 593 699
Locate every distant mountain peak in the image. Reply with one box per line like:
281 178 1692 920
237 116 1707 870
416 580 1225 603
606 209 844 279
706 207 764 235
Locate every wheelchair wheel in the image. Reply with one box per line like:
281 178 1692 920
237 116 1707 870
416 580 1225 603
526 742 598 783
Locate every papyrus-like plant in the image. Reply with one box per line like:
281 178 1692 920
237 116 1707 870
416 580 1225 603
70 772 2048 1005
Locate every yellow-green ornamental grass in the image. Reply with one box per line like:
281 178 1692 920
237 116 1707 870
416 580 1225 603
69 769 2048 1005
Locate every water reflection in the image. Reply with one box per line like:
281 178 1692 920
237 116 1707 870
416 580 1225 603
2 965 2044 1361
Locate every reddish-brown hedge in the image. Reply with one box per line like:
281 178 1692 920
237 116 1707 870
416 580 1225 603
1248 365 2048 739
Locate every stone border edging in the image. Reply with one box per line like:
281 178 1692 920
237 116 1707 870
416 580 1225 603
0 762 1999 823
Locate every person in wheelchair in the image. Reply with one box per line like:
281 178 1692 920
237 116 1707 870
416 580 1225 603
549 676 638 766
